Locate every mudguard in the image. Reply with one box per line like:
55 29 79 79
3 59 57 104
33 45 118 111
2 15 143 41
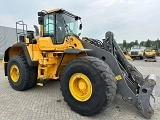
3 42 38 76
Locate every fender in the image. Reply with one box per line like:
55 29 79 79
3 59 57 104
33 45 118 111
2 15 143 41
4 42 38 76
81 40 122 76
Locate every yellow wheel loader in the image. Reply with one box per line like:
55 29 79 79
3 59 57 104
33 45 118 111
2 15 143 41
144 47 156 62
2 8 156 118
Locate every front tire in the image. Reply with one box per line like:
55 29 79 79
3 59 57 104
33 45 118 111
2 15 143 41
60 56 117 116
7 55 37 91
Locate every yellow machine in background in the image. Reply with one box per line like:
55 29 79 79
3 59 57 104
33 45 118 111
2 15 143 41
123 50 133 61
2 8 156 118
144 47 156 62
125 55 133 61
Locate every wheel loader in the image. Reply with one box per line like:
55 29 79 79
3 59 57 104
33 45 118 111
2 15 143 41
2 8 156 118
144 47 156 62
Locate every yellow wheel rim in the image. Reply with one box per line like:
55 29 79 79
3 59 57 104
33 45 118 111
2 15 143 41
10 64 20 82
69 73 92 102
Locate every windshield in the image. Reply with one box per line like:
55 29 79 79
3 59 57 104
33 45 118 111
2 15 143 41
132 45 140 49
43 12 81 44
145 48 152 52
62 14 79 36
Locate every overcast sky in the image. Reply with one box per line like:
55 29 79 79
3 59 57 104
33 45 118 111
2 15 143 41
0 0 159 43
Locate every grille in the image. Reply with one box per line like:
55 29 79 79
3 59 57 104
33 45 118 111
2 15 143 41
131 51 138 55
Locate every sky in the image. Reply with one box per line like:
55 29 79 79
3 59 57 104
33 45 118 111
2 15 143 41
0 0 160 43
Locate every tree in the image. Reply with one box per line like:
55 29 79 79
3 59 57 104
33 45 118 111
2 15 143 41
140 41 145 46
157 39 160 48
128 41 135 49
123 40 127 49
118 43 123 49
134 40 139 45
155 38 160 49
145 39 151 47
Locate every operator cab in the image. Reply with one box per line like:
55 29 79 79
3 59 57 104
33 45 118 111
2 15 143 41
38 8 82 44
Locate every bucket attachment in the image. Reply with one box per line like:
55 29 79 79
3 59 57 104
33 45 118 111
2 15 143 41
115 72 156 118
137 74 156 118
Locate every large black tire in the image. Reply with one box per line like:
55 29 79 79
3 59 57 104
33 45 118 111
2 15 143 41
60 56 117 116
7 55 37 91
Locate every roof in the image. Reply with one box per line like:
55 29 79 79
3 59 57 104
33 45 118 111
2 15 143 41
44 8 81 19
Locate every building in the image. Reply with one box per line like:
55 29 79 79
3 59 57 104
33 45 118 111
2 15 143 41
0 26 25 59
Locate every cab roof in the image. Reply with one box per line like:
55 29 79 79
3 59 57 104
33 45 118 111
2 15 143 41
45 8 81 19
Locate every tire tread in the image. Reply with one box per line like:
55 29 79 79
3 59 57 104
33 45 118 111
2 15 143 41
7 55 37 91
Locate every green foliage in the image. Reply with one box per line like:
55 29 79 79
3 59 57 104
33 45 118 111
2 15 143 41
134 40 139 45
128 42 135 48
140 41 145 46
119 39 160 50
145 39 151 47
155 39 160 49
123 40 127 48
118 43 123 49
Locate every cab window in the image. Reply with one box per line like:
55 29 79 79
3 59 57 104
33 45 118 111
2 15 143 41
44 14 55 36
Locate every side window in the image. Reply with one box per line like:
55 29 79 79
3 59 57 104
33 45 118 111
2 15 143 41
44 14 55 36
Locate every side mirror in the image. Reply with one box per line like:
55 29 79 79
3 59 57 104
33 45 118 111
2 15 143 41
38 17 44 25
79 24 82 30
38 12 45 16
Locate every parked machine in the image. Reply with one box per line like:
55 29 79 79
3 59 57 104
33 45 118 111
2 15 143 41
144 47 156 62
129 45 145 60
123 50 133 61
2 8 156 118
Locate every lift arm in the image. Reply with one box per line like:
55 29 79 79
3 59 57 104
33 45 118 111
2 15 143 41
81 31 156 118
104 31 156 118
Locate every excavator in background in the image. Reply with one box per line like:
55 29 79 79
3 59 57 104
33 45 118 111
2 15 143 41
2 8 156 118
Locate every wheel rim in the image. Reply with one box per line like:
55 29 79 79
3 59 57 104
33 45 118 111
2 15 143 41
10 64 20 82
69 73 92 102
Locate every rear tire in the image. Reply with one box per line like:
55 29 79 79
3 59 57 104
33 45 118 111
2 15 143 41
60 56 117 116
7 55 37 91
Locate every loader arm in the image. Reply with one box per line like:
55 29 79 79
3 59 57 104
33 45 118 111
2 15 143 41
81 31 156 118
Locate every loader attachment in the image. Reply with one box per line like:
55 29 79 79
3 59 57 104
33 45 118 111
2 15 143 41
81 31 156 118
